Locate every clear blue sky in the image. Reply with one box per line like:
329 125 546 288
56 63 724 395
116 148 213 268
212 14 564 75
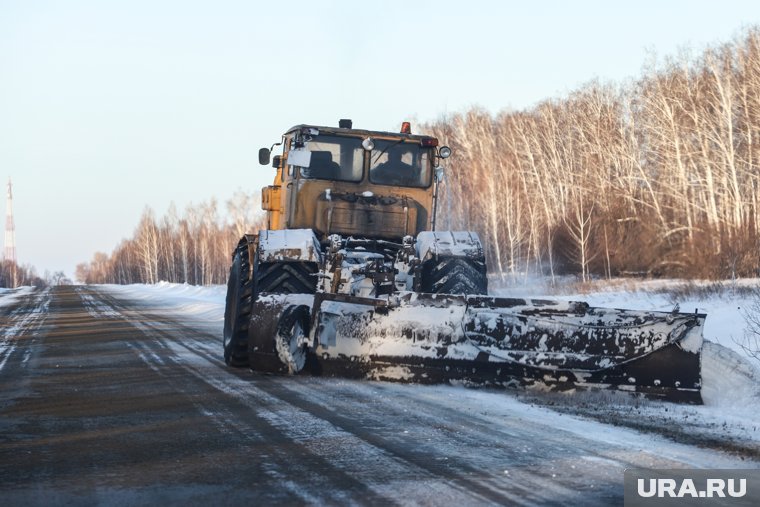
2 0 760 279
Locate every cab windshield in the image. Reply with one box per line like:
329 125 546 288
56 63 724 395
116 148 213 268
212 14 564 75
297 136 363 182
295 135 432 188
369 140 431 188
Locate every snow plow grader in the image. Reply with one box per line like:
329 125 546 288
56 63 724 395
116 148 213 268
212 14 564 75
223 119 705 403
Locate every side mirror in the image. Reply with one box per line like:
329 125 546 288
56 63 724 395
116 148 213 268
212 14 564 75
438 146 451 159
258 148 271 165
272 155 282 168
435 167 445 183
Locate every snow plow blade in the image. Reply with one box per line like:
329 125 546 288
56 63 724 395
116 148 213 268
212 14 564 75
250 292 705 403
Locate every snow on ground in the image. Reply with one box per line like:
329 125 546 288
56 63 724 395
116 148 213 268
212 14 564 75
0 286 37 309
0 286 50 372
91 278 760 457
101 282 226 336
380 382 753 469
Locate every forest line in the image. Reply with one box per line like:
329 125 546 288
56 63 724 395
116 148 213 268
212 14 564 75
425 27 760 281
75 192 265 285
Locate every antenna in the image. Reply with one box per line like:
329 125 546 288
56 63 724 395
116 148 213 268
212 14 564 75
5 178 16 287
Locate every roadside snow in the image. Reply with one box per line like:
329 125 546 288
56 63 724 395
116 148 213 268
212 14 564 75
0 286 37 308
0 287 49 372
101 282 226 336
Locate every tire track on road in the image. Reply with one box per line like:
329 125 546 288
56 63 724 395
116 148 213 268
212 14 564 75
3 287 323 504
0 288 50 373
89 286 401 506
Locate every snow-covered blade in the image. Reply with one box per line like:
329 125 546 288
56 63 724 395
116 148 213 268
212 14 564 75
250 292 705 403
463 296 703 371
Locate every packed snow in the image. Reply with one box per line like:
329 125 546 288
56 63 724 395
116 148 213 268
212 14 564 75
0 286 38 308
97 278 760 456
102 282 226 336
0 287 49 372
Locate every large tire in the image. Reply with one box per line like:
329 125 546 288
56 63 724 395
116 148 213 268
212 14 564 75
247 261 317 373
223 237 319 368
420 257 488 295
256 262 318 294
223 243 253 367
273 305 311 374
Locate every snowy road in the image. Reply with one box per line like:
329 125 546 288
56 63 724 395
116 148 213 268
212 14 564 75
0 285 757 506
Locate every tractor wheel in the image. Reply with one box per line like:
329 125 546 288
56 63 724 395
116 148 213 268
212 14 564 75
248 261 317 374
274 305 312 374
223 243 253 367
256 261 318 294
420 257 488 296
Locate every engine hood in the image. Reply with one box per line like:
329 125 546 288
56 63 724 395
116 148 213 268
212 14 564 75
314 190 425 241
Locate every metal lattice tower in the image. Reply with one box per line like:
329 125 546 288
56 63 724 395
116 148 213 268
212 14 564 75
5 178 16 264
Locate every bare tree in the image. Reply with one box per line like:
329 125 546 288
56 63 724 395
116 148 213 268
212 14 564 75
77 191 266 286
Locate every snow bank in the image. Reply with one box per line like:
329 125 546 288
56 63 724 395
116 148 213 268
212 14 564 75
0 286 37 308
100 282 226 335
701 341 760 409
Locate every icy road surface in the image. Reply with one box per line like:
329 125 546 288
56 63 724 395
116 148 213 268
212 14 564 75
0 284 758 506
